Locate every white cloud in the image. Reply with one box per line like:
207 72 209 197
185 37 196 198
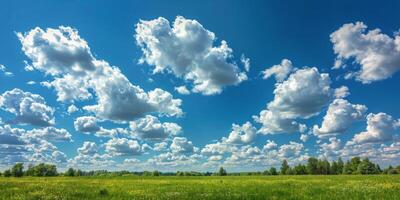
135 16 247 95
74 116 100 133
77 141 98 155
174 85 190 95
223 122 256 144
254 67 333 134
313 99 367 137
104 138 143 156
170 137 196 154
130 115 181 141
331 22 400 83
319 137 341 159
353 113 400 143
18 26 182 122
0 64 14 77
27 127 72 142
262 59 293 82
26 81 36 85
300 134 309 142
263 140 278 150
153 141 168 152
241 54 250 72
278 141 304 158
0 88 55 126
67 105 79 114
201 142 237 156
334 86 350 99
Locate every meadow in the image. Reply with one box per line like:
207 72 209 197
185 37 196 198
0 175 399 200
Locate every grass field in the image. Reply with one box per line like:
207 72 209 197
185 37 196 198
0 175 399 200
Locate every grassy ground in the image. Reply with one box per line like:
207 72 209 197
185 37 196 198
0 175 399 200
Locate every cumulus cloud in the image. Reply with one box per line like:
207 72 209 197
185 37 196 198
353 113 400 143
0 88 55 126
313 99 367 137
77 141 98 155
201 142 237 156
319 137 341 159
74 116 100 133
262 59 293 82
334 86 350 99
263 140 278 150
67 105 79 114
27 127 72 142
170 137 196 154
104 138 143 156
331 22 400 83
278 141 304 158
300 134 309 142
255 66 333 134
135 16 247 95
18 26 182 122
223 122 256 144
130 115 181 141
174 86 190 95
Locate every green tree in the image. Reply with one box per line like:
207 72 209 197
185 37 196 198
343 160 353 174
218 167 227 176
269 167 278 175
280 160 289 175
337 157 344 174
11 163 24 177
3 169 11 177
65 168 75 176
294 164 307 175
307 158 318 175
330 161 338 175
152 170 160 176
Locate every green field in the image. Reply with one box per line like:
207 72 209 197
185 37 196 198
1 175 399 200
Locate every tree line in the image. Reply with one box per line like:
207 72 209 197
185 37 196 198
1 157 400 177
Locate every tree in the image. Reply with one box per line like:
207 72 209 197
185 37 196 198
280 160 289 175
218 167 227 176
307 158 318 175
337 157 344 174
11 163 24 177
65 168 75 176
269 167 278 175
294 164 307 175
349 157 361 174
152 170 160 176
357 158 379 174
343 160 352 174
4 169 11 177
330 161 338 175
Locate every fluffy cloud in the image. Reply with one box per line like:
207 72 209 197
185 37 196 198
130 115 181 141
201 142 237 156
334 86 350 99
77 141 98 155
0 88 55 126
135 16 247 95
67 105 79 114
278 141 304 158
263 140 278 150
313 99 367 137
353 113 400 143
104 138 143 156
27 127 72 142
262 59 293 82
18 26 182 122
170 137 196 154
74 116 100 133
300 134 309 142
331 22 400 83
223 122 256 144
174 86 190 95
319 137 341 159
255 66 333 134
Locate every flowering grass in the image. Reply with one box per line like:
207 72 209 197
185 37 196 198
0 175 399 199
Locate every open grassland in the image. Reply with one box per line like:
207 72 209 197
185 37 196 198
0 175 399 200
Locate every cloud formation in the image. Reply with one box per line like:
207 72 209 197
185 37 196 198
0 88 55 126
331 22 400 83
18 26 182 122
135 16 247 95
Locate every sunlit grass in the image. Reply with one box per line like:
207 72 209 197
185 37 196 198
0 175 399 199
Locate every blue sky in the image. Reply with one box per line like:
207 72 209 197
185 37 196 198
1 0 400 171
